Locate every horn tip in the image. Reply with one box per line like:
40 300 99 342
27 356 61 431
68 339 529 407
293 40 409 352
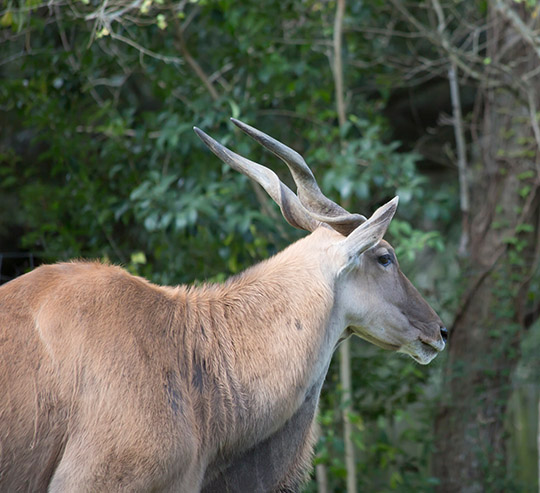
193 126 208 139
230 117 245 128
193 127 216 149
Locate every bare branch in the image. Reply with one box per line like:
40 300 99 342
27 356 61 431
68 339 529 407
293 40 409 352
315 422 329 493
431 0 447 35
54 4 105 107
494 0 540 63
84 0 144 22
271 37 332 46
208 62 233 85
0 50 26 67
0 0 68 15
332 1 356 491
333 0 347 130
109 31 184 65
389 0 485 82
347 25 427 39
448 63 470 256
527 90 540 156
175 19 219 101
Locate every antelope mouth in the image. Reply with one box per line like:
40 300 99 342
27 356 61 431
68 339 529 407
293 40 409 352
421 340 444 353
350 327 401 351
418 337 445 353
401 340 442 365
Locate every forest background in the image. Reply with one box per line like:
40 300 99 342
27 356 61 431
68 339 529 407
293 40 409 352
1 0 540 491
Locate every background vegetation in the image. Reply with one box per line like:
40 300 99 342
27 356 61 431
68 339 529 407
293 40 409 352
1 0 539 491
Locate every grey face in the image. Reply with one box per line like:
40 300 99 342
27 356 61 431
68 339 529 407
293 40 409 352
336 240 446 365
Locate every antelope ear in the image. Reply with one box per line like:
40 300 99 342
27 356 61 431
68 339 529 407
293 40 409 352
340 196 398 260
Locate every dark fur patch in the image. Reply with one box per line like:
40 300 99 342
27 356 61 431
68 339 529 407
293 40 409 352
40 430 67 489
164 371 182 415
192 356 207 392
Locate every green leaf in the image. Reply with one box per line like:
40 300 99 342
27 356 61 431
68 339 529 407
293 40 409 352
130 251 147 264
0 11 13 27
519 185 531 198
515 223 534 234
156 14 167 30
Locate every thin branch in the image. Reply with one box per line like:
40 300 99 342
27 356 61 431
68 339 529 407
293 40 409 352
332 1 356 492
0 46 67 69
178 3 199 34
340 338 356 493
527 89 540 181
494 0 540 63
54 4 104 107
0 0 68 15
538 399 540 493
389 0 485 82
333 0 346 129
208 61 233 92
0 50 26 67
208 62 233 84
109 31 184 65
270 37 332 46
75 125 160 139
315 429 329 493
347 25 427 39
84 0 143 22
175 24 219 101
431 0 447 35
448 63 470 256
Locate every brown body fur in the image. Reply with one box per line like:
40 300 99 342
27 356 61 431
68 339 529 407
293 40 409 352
0 230 336 492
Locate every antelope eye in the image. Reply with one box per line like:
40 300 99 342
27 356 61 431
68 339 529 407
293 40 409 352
377 254 393 267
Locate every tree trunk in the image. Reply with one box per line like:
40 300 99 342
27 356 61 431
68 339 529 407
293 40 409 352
332 0 357 490
340 338 357 493
433 5 540 491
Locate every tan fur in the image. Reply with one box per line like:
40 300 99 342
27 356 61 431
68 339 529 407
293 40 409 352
0 219 444 492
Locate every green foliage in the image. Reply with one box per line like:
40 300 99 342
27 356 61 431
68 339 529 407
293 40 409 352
309 342 446 492
0 0 458 490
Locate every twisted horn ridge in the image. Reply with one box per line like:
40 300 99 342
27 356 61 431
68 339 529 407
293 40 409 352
193 127 320 232
194 120 366 235
230 118 366 235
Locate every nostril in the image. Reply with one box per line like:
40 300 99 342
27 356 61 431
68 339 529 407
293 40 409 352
440 326 448 343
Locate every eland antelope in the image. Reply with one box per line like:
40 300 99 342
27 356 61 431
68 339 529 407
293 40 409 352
0 119 446 492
